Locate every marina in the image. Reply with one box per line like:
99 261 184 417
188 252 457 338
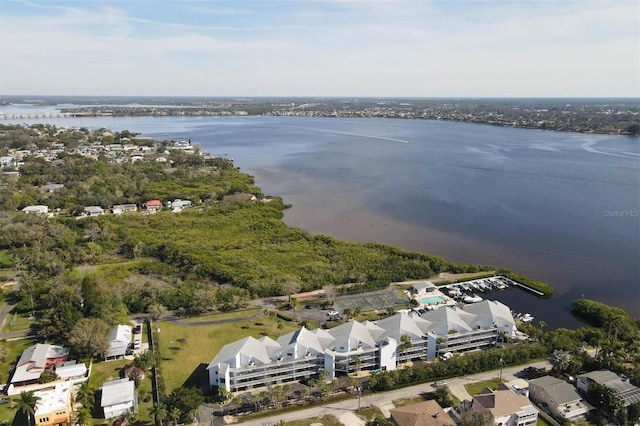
406 276 536 323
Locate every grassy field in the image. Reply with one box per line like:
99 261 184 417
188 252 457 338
179 307 261 323
284 415 342 426
1 312 35 333
73 260 147 284
464 378 503 396
355 406 385 421
426 271 497 285
537 417 551 426
155 310 302 394
0 251 12 268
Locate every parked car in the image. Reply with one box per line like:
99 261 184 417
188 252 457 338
133 339 141 350
134 324 142 334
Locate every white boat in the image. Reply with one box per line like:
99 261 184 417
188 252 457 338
521 313 534 322
448 288 462 297
463 294 483 303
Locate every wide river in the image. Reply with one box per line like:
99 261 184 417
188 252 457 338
4 108 639 328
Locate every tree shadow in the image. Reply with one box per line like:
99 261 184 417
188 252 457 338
182 362 209 391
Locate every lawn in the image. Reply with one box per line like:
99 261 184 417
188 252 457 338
73 259 147 284
464 378 503 396
155 310 302 394
0 251 12 268
537 417 551 426
284 415 342 426
179 307 261 323
1 312 35 333
356 406 385 421
0 397 16 424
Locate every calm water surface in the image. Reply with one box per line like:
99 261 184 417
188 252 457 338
5 110 639 328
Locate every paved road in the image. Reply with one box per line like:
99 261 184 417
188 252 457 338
0 279 32 340
204 360 551 426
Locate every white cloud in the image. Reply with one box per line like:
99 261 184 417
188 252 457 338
0 0 637 96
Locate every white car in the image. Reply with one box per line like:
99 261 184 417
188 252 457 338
133 339 141 350
327 310 339 316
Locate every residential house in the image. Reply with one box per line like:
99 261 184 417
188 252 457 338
112 203 138 215
169 199 192 212
222 193 257 202
33 382 73 426
99 379 137 419
390 400 456 426
576 370 640 407
471 384 538 426
411 281 437 295
84 206 105 217
124 366 145 381
21 205 50 216
208 300 517 392
55 360 89 383
105 325 132 360
529 376 591 421
41 183 64 192
8 344 69 395
143 199 162 213
0 155 17 167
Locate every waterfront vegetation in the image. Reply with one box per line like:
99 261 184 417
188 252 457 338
499 268 553 298
1 124 639 425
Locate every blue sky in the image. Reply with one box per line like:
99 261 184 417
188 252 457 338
0 0 638 97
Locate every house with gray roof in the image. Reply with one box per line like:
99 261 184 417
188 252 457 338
577 370 640 407
105 324 132 360
99 378 137 419
21 205 50 216
529 376 591 421
411 281 437 295
42 183 64 192
84 206 105 216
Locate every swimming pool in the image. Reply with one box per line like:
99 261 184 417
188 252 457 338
420 296 445 305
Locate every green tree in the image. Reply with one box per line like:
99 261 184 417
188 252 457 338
163 386 203 423
68 317 110 359
149 402 168 425
399 335 413 357
148 302 167 320
366 415 394 426
13 391 40 426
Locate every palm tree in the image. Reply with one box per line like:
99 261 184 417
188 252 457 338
13 391 40 426
399 335 413 362
149 402 167 425
353 355 362 374
168 407 182 425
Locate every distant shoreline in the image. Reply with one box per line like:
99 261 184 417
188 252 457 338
1 96 638 137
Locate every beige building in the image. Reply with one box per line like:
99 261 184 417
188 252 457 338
33 382 73 426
